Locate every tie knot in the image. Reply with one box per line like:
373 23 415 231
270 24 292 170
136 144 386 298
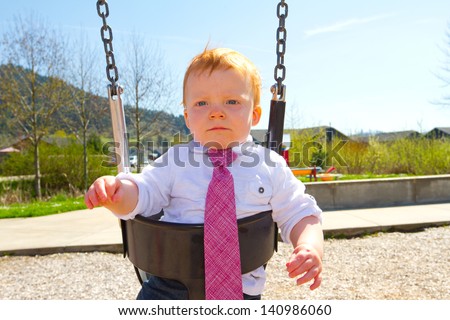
207 148 236 168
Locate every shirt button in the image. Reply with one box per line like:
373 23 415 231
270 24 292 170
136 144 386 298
258 187 264 194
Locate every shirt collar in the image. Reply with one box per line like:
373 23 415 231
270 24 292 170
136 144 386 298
188 135 256 156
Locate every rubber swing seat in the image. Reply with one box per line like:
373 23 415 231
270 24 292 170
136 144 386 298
123 210 277 299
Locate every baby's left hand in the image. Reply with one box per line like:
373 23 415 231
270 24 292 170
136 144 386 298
286 243 322 290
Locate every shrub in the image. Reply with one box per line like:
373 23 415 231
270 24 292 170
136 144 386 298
0 138 113 202
287 131 450 176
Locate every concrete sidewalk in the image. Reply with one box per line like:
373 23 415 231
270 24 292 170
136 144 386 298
1 203 450 256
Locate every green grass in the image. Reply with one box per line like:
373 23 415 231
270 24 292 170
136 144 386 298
0 172 443 219
0 195 87 219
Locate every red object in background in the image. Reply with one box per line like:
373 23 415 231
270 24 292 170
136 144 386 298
326 166 336 173
282 149 289 165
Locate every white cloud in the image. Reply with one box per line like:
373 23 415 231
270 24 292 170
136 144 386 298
304 13 395 37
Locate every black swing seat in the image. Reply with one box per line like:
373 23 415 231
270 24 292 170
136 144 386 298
123 210 277 300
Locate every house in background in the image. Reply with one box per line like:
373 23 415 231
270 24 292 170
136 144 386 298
251 126 351 145
250 129 291 163
0 136 54 165
250 126 353 167
0 146 20 163
293 126 350 143
424 127 450 139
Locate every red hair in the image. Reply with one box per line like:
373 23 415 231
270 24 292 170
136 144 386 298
182 48 261 108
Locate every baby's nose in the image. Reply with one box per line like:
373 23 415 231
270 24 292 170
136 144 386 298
209 106 226 119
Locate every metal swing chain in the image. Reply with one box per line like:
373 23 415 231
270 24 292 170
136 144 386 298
96 0 129 176
272 0 288 101
265 0 288 156
96 0 130 258
96 0 119 96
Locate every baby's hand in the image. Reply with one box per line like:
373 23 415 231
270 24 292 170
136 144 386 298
84 176 122 209
286 243 322 290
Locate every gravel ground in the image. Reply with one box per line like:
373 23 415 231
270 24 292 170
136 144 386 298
1 226 449 300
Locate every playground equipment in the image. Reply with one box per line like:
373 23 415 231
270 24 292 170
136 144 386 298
95 0 289 299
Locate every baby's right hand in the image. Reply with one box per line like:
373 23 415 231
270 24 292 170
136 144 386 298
84 176 122 209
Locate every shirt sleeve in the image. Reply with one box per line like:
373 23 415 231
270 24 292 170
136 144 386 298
268 152 322 244
113 151 173 220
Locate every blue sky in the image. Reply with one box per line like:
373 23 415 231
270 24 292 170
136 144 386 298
1 0 450 135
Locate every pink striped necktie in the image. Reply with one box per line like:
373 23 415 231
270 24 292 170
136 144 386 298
204 148 243 300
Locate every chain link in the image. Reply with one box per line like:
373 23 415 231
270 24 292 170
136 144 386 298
96 0 119 96
273 0 288 100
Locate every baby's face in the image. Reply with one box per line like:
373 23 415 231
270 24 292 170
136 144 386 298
183 68 261 149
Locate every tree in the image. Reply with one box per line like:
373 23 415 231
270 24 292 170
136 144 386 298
0 13 68 199
286 101 303 129
435 21 450 107
58 34 107 192
122 35 178 172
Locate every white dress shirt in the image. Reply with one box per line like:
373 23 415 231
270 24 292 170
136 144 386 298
117 137 322 295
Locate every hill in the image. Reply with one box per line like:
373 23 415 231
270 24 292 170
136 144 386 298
0 64 189 144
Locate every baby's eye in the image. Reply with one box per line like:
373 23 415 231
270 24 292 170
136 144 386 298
195 101 208 107
226 100 239 105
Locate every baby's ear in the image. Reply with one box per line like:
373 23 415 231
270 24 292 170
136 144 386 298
252 105 262 126
183 108 190 129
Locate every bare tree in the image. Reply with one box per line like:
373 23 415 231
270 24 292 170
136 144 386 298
434 21 450 107
0 13 68 199
122 35 177 172
286 101 303 129
59 34 106 192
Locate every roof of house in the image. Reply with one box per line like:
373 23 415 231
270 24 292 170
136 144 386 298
425 127 450 136
0 147 20 153
251 126 352 145
293 126 350 140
